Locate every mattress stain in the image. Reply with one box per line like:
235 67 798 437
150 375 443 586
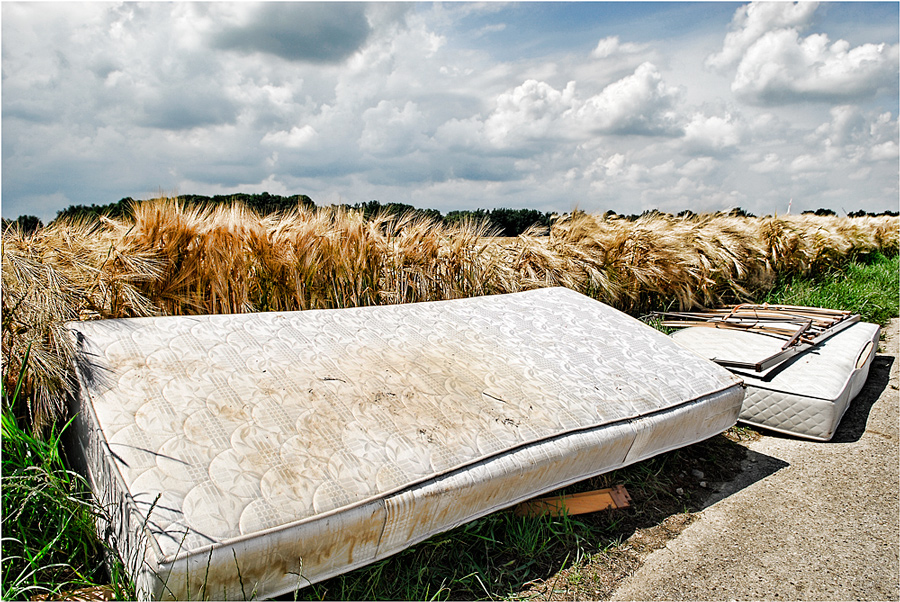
169 504 386 600
377 420 638 554
68 288 744 598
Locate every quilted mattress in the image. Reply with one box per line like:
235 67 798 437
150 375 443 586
671 320 880 441
67 287 743 600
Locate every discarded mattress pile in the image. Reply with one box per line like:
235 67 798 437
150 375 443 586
67 287 743 600
660 304 880 441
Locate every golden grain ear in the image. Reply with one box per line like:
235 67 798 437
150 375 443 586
2 201 897 430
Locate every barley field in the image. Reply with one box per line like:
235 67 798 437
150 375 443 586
2 197 897 430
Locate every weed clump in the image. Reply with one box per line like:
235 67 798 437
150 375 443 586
1 348 132 600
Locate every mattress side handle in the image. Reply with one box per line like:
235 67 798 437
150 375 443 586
855 340 875 370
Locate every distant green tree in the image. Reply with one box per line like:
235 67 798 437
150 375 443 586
51 194 317 224
624 208 668 221
444 209 489 225
486 208 552 236
177 193 315 214
726 207 757 218
847 209 897 217
1 215 43 234
53 197 135 223
350 200 442 223
802 208 837 216
443 208 551 236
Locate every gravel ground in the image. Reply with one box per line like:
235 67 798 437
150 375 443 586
610 318 899 601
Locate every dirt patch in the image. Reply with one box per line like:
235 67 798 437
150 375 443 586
521 513 699 601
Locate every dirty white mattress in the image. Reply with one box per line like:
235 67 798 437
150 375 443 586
671 321 880 441
67 287 743 600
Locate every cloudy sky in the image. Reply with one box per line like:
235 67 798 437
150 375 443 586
2 1 898 222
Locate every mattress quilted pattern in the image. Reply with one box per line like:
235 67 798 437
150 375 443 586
672 320 880 441
739 388 836 440
68 287 743 598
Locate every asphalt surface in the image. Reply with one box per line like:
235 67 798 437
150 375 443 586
610 318 899 601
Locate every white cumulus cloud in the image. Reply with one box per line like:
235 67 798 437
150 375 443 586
591 36 647 59
469 62 684 150
483 79 577 146
749 153 781 174
811 105 867 147
706 1 819 72
870 141 899 162
679 157 717 177
683 113 743 154
732 30 899 104
360 100 428 156
808 106 899 162
575 62 682 135
261 125 318 148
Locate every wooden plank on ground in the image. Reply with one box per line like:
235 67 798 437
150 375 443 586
514 485 631 518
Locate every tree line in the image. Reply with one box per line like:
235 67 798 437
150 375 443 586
3 193 897 237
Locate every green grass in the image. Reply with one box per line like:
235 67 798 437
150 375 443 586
3 252 896 601
764 252 899 326
1 348 132 601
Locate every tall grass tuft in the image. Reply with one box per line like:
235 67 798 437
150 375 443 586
2 218 161 430
1 346 132 600
765 252 900 325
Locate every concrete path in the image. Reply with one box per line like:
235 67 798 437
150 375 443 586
610 319 899 601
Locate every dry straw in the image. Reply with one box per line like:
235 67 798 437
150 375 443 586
2 197 897 430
